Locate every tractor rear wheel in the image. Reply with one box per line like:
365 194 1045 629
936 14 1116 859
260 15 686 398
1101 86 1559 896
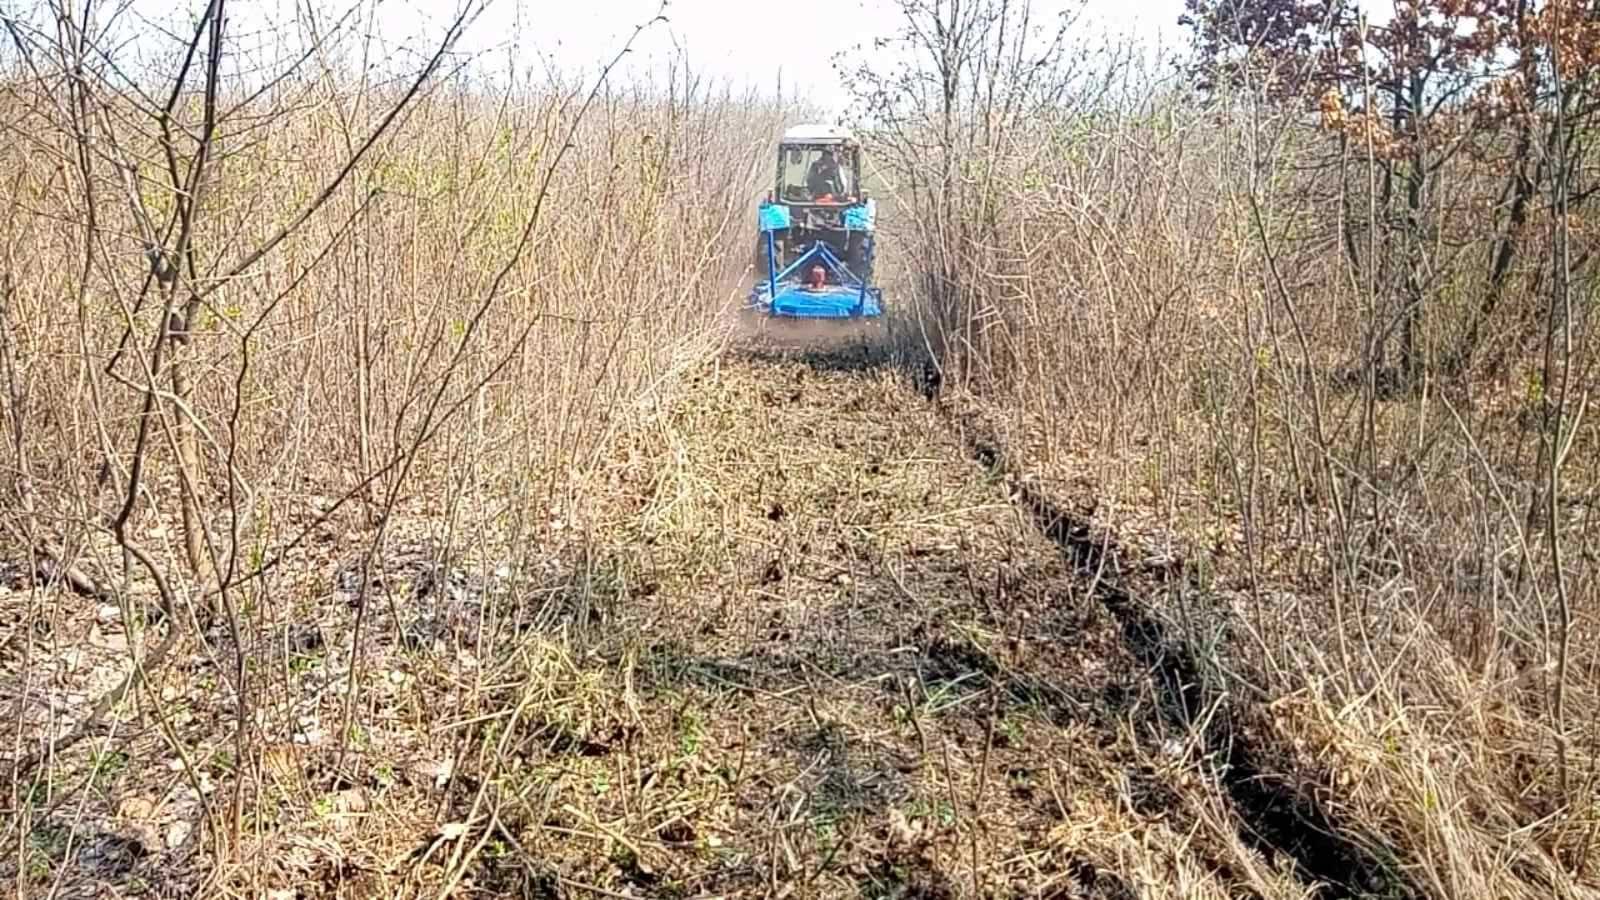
755 233 785 273
846 233 874 281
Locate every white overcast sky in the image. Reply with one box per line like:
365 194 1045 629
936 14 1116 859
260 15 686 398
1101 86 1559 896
477 0 1194 106
10 0 1194 115
307 0 1185 107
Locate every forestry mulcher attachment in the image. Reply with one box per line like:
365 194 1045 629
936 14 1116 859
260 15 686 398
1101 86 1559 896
747 124 883 318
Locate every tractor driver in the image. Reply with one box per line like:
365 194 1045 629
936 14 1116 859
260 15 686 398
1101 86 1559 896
805 148 848 199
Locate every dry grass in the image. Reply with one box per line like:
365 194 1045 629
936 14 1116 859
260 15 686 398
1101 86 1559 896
5 3 1600 897
0 21 818 893
881 53 1600 900
3 322 1323 897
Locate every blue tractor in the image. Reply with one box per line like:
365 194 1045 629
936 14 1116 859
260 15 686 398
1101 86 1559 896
748 125 883 319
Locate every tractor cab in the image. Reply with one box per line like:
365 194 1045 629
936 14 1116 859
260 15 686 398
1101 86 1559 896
747 124 883 319
775 125 862 206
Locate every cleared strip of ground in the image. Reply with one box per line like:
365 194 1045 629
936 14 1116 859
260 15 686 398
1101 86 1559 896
441 346 1310 899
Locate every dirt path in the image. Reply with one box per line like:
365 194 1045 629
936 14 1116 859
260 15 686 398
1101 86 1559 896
414 333 1309 898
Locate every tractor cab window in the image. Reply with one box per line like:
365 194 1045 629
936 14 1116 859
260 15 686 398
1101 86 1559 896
780 145 854 203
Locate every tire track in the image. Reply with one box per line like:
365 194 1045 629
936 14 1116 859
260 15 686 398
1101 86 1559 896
952 415 1418 900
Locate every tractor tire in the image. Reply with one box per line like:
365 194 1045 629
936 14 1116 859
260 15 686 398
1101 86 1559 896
846 233 875 281
756 233 786 274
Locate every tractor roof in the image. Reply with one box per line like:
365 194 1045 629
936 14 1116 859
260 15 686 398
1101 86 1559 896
781 123 856 145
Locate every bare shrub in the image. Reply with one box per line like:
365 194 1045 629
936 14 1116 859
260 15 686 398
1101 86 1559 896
0 1 790 891
851 0 1600 893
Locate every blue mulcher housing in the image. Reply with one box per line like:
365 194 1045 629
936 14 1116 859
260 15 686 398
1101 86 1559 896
748 124 884 319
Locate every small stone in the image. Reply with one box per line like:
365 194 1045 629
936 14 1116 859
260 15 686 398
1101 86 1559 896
117 796 155 820
887 808 915 847
412 758 453 788
165 820 191 849
335 789 369 814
